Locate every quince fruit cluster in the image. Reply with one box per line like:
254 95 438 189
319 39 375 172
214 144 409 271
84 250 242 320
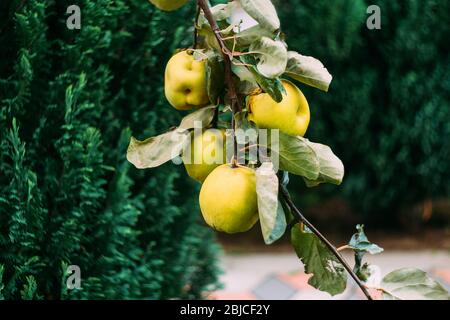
164 50 311 233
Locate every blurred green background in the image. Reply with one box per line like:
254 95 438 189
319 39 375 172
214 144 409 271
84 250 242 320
274 0 450 230
0 0 448 299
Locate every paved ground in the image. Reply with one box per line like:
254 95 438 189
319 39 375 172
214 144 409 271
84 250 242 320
210 251 450 300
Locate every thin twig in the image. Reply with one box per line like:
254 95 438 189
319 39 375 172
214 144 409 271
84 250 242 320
197 0 242 167
196 0 372 301
193 5 201 49
279 183 374 300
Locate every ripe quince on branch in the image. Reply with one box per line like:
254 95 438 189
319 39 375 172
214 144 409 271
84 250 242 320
149 0 189 12
248 80 310 137
199 164 259 234
182 129 226 182
165 50 209 110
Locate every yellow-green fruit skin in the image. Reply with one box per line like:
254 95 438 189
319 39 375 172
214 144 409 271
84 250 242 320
199 165 259 234
165 51 209 110
182 129 226 182
248 80 310 137
149 0 189 11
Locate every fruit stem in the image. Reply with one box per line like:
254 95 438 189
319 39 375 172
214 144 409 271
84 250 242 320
279 182 374 301
197 0 242 166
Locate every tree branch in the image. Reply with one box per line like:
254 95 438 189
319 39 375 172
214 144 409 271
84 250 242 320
196 0 371 300
197 0 241 166
280 183 374 300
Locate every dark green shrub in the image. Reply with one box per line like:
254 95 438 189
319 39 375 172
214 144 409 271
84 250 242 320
0 0 220 299
277 0 450 221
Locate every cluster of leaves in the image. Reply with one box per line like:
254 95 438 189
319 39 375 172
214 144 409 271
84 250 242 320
292 224 449 299
130 0 450 300
128 0 344 239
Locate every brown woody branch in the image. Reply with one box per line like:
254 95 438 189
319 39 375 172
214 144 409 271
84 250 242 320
193 5 201 49
279 183 374 300
196 0 242 166
196 0 372 301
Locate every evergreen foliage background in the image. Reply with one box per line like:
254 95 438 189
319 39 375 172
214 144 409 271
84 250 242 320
0 0 220 299
275 0 450 221
0 0 448 299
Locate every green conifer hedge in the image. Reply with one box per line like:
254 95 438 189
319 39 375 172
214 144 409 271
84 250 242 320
277 0 450 220
0 0 220 299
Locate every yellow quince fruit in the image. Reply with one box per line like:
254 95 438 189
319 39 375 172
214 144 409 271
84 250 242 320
248 80 310 136
199 164 259 234
182 129 227 182
165 50 209 110
149 0 189 12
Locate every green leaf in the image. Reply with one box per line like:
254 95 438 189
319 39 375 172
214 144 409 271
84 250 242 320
198 3 234 26
178 106 217 132
197 3 235 53
302 140 344 187
234 111 257 131
255 162 287 244
205 52 225 104
381 268 450 300
232 63 257 83
239 55 285 102
231 63 260 96
239 0 280 32
127 130 188 169
355 263 373 283
269 133 320 180
250 37 288 78
258 76 285 103
192 50 225 105
211 3 233 21
197 3 237 51
348 224 383 255
347 225 383 282
235 25 275 46
197 26 222 53
285 51 333 92
237 80 260 95
291 224 347 296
